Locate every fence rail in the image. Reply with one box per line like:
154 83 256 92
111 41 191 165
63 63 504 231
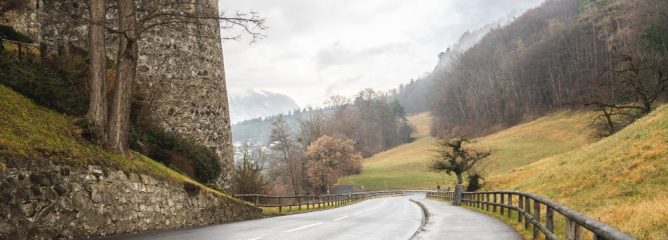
234 191 403 213
427 191 635 240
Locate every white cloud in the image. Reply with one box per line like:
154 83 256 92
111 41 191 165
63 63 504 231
219 0 545 107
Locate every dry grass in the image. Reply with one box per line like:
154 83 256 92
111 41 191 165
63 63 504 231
408 112 432 139
344 106 667 238
486 105 668 239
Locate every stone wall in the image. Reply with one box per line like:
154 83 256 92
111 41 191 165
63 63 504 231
3 0 236 189
0 157 263 240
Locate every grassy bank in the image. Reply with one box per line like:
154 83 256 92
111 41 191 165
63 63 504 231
485 105 668 239
0 84 227 197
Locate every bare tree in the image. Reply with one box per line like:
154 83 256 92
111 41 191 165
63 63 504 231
269 115 304 195
85 1 267 156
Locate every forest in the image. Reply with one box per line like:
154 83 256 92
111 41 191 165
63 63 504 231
426 0 668 138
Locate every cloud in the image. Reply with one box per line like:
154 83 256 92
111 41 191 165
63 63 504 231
220 0 546 107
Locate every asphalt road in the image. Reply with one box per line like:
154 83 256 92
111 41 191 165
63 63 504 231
411 195 522 240
90 195 423 240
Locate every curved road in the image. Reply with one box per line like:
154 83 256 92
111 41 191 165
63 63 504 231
92 195 422 240
90 193 521 240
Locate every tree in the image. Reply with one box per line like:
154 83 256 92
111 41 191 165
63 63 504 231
233 142 270 194
106 0 139 157
85 0 108 145
304 136 362 195
429 137 490 205
269 115 304 195
85 1 267 157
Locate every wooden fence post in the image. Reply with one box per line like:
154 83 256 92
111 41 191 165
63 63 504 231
533 200 541 239
486 193 490 211
546 207 554 234
565 218 583 240
518 195 523 223
524 197 531 230
278 197 282 213
500 194 505 215
493 194 497 213
508 194 512 218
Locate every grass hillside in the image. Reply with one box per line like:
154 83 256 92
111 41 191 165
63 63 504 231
339 113 454 190
486 105 668 239
340 110 600 191
0 85 226 197
477 110 598 175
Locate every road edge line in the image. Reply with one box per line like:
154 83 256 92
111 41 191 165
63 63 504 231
409 199 430 240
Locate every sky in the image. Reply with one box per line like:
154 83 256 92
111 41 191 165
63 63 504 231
219 0 546 108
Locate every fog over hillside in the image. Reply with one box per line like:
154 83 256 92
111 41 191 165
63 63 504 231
229 89 300 123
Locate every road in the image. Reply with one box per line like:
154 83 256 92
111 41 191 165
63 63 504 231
89 193 522 240
411 195 522 240
91 195 422 240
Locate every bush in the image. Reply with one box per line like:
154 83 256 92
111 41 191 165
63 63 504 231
465 171 485 192
0 25 34 43
133 127 221 184
0 51 89 115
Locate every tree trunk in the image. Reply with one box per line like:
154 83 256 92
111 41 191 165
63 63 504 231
456 172 464 184
107 0 138 157
454 184 464 206
86 0 108 140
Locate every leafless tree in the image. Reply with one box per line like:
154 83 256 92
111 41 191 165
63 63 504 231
84 0 267 156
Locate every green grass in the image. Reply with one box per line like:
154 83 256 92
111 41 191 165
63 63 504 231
0 84 232 199
340 113 457 191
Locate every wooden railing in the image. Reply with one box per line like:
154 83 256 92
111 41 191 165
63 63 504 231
234 191 403 213
427 191 635 240
0 38 43 61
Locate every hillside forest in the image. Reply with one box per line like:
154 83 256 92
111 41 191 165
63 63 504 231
393 0 668 139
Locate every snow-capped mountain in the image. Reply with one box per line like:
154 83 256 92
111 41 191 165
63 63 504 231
229 89 300 123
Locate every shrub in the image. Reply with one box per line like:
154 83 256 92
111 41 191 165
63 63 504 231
146 146 196 179
0 51 89 115
133 127 221 184
0 25 34 43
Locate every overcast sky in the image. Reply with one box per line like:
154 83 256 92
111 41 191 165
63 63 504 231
219 0 545 108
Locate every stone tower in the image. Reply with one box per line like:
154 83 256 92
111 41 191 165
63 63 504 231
6 0 235 189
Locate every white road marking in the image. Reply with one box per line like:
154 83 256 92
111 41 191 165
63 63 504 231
353 199 389 215
284 222 324 233
333 216 349 221
247 238 263 240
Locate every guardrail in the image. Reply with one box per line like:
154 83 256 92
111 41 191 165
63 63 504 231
427 190 635 240
234 191 403 213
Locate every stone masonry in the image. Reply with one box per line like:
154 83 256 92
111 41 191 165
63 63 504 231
0 157 263 240
4 0 236 189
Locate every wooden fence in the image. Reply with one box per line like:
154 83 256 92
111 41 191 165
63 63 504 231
427 190 635 240
234 191 403 213
0 38 44 61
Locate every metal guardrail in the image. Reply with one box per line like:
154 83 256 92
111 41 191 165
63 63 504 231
234 191 403 213
427 190 635 240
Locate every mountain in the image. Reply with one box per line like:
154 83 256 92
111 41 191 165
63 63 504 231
229 89 300 124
